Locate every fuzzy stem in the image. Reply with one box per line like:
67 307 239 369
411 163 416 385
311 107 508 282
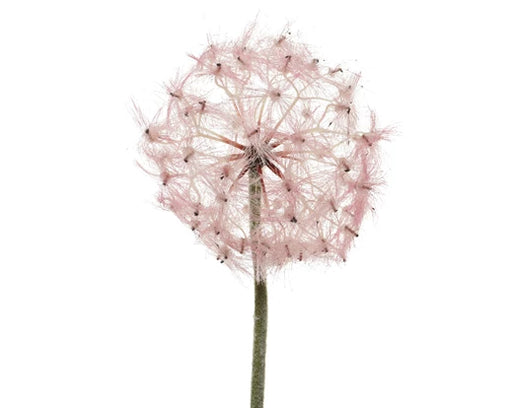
249 164 267 408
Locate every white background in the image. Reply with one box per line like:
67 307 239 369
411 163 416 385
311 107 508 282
1 1 511 407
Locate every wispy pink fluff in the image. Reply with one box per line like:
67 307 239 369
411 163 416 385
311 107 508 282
137 25 387 281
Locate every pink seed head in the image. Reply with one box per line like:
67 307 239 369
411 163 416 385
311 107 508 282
137 24 388 280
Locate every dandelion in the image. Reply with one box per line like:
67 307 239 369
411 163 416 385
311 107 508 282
136 23 388 408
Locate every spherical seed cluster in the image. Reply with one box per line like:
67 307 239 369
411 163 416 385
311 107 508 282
138 26 387 280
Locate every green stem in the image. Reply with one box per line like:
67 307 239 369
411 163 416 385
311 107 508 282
251 279 267 408
249 164 267 408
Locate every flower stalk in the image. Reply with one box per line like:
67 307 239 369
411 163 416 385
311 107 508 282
249 161 267 408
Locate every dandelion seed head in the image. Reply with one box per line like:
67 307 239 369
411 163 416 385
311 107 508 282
137 24 388 280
